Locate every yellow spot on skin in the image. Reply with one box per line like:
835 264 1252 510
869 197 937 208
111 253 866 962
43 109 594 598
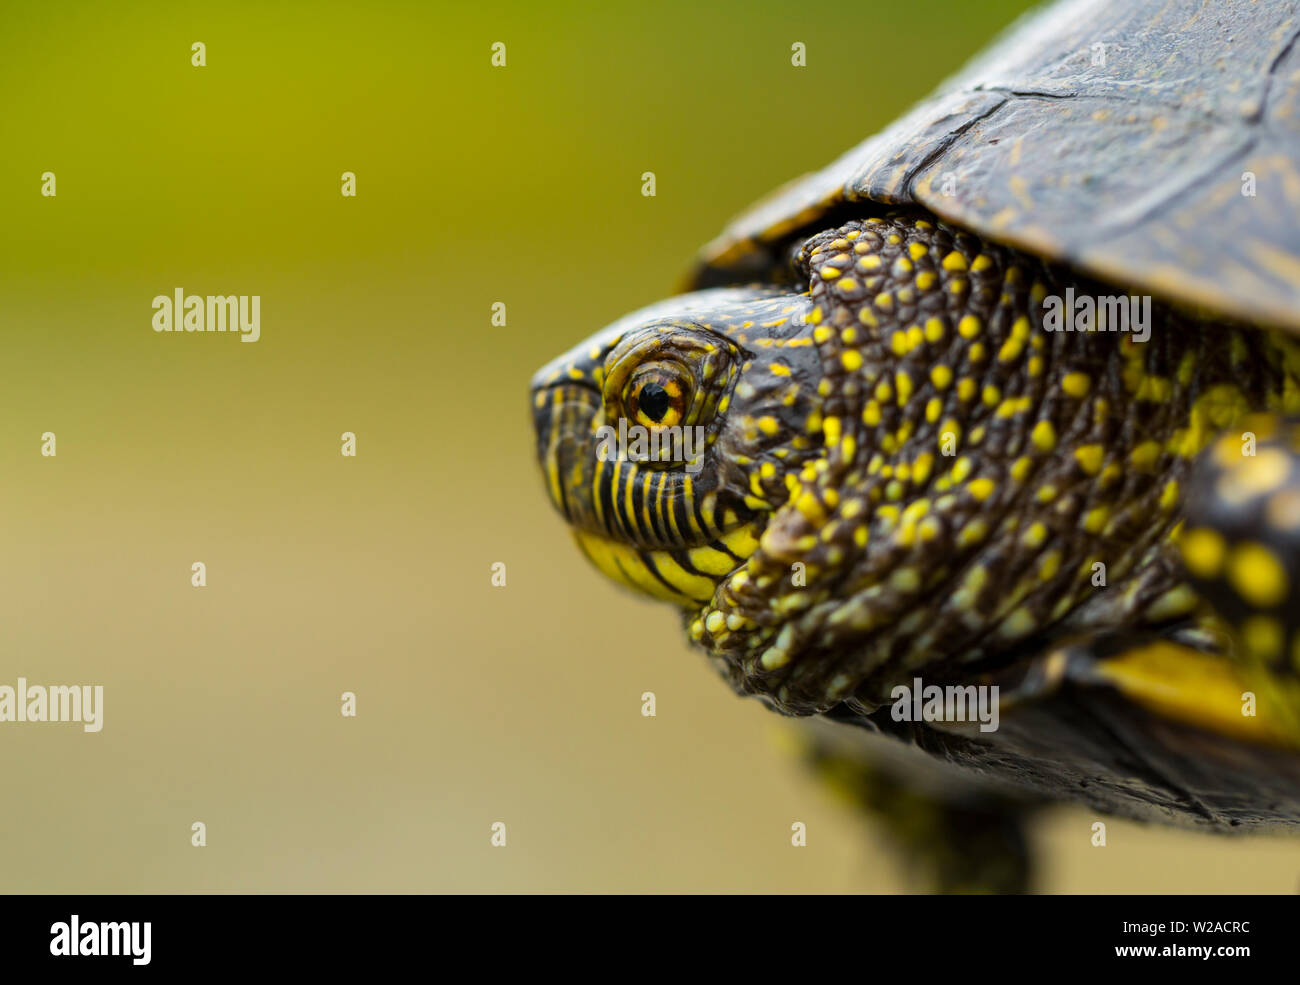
1082 506 1110 533
968 478 995 502
942 252 967 272
758 416 779 436
842 350 863 372
1023 522 1047 547
1010 457 1032 483
796 491 826 523
1227 542 1289 608
1074 445 1104 475
890 568 921 593
858 255 882 271
913 454 934 485
918 516 941 542
958 519 988 547
930 365 953 390
1000 608 1036 640
908 242 928 261
1160 480 1180 511
862 401 881 426
1031 420 1057 452
925 397 943 423
1179 527 1226 579
971 254 993 272
895 372 913 404
958 315 981 338
1038 551 1061 580
998 337 1025 363
957 378 976 403
1146 585 1197 621
1062 372 1091 398
705 611 726 634
1242 615 1284 661
968 342 986 363
916 271 937 291
1131 441 1162 471
820 265 841 280
1217 448 1291 505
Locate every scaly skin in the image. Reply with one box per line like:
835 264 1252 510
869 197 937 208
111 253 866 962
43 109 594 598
531 211 1299 721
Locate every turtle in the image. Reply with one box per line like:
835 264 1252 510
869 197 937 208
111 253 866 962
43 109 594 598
529 0 1300 891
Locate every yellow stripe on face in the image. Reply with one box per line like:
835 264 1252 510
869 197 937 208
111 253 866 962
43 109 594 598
592 458 611 533
718 522 762 559
687 545 736 577
641 472 657 540
646 553 717 602
681 475 702 538
622 461 641 539
544 391 565 506
654 471 672 541
574 530 700 606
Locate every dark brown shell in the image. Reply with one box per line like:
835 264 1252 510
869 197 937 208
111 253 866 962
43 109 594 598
691 0 1300 333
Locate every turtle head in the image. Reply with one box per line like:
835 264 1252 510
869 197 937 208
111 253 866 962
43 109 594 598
530 286 829 608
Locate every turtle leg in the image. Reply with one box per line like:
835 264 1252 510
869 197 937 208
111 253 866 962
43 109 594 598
794 718 1041 893
1176 414 1300 741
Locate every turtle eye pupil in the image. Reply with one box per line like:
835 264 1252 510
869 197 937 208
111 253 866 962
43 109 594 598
639 382 671 422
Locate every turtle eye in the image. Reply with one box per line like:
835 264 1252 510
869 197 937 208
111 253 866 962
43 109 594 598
629 367 688 428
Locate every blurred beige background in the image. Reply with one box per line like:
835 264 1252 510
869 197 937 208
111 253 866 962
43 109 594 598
1 0 1296 891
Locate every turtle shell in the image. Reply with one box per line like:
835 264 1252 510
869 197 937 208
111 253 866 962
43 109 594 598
690 0 1300 333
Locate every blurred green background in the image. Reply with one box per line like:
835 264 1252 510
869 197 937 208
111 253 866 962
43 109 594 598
1 0 1296 892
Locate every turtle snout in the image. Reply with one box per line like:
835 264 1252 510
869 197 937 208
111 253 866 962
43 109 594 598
530 370 603 528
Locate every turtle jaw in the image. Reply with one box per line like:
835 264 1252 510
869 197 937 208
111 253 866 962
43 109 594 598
568 521 767 609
